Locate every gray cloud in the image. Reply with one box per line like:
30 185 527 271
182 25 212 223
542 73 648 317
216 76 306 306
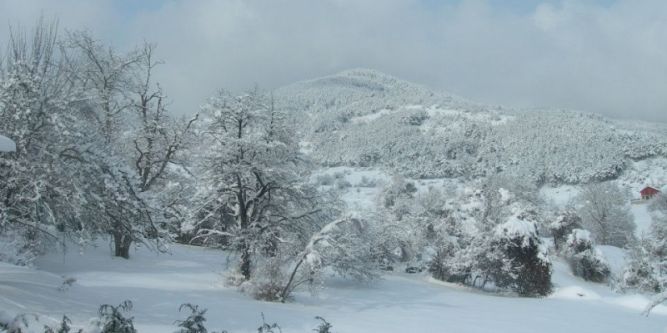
1 0 666 122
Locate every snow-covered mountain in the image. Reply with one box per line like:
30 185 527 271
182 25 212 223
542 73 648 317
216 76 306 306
275 69 667 184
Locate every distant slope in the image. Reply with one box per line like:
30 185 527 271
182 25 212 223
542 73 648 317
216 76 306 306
275 69 667 184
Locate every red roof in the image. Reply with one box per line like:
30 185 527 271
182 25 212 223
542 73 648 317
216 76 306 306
640 186 660 196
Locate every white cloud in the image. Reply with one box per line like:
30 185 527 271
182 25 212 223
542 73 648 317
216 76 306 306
1 0 666 122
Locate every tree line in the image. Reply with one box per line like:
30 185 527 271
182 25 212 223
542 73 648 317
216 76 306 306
0 19 373 301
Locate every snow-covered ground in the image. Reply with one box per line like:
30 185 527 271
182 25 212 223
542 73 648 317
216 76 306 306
631 204 654 236
3 167 667 332
312 167 390 212
539 185 580 208
1 241 666 333
0 134 15 152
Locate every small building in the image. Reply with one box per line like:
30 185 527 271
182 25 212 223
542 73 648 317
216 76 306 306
640 186 660 200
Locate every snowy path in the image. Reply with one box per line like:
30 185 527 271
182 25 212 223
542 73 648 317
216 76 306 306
0 242 666 333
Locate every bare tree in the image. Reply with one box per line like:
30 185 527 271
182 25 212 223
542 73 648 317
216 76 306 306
67 31 140 144
576 182 635 247
131 42 198 192
65 34 186 259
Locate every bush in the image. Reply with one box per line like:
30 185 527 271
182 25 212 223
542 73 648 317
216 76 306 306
0 231 38 266
175 304 212 333
256 314 280 333
549 210 582 251
334 179 352 190
240 258 287 302
0 313 36 333
401 110 429 126
94 301 136 333
315 174 334 186
381 176 417 208
563 229 610 283
428 245 471 285
44 316 82 333
2 303 334 333
249 281 284 302
356 176 377 188
487 219 552 297
312 317 332 333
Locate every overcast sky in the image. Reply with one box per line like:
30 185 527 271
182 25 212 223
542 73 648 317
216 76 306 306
1 0 666 122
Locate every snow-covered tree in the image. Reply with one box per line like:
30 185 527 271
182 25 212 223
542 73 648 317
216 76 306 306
549 209 583 251
66 31 140 145
372 177 461 272
0 19 95 261
59 33 189 258
622 237 665 293
372 176 422 267
429 179 552 296
563 229 610 283
649 192 667 216
0 23 182 261
190 89 329 281
622 218 667 293
576 182 635 247
481 207 552 296
280 216 378 301
129 43 198 193
122 42 199 245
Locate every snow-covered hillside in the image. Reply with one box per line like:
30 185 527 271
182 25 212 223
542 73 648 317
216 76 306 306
1 241 665 333
276 69 667 183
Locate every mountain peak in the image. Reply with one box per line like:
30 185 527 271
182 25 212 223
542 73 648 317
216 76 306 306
275 68 471 112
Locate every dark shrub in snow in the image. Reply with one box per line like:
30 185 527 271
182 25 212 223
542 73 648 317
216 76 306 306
488 218 552 297
429 246 471 284
4 303 335 333
563 229 610 283
335 178 352 190
175 304 210 333
44 316 80 333
94 301 137 333
313 317 333 333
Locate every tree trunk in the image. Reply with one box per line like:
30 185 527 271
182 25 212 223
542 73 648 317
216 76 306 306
280 254 306 302
240 243 251 280
113 231 132 259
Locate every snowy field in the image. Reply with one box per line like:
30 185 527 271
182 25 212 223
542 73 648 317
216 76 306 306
3 167 667 332
0 239 665 333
